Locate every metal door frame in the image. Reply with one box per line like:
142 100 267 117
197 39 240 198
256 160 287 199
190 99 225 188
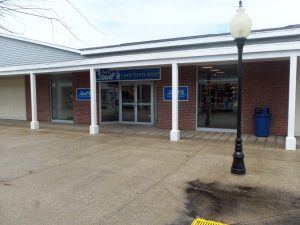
119 81 154 125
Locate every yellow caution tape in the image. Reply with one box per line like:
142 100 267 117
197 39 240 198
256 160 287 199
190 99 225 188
191 218 228 225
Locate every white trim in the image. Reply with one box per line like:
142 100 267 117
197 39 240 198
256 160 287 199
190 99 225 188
89 68 99 135
81 27 300 55
197 127 237 133
0 32 81 54
30 73 39 130
286 55 298 150
1 42 300 76
170 63 180 142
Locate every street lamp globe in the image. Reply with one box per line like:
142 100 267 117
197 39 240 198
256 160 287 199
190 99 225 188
230 1 252 39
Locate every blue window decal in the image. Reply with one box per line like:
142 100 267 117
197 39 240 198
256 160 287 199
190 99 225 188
163 86 189 101
76 88 91 101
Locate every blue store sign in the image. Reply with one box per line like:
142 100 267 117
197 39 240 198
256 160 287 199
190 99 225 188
163 86 189 101
96 68 160 82
76 88 90 101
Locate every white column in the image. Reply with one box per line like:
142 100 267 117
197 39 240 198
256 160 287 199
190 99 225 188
30 73 39 129
170 63 180 141
89 68 99 135
286 55 298 150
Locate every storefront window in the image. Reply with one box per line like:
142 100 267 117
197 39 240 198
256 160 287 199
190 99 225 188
198 65 238 129
51 75 73 121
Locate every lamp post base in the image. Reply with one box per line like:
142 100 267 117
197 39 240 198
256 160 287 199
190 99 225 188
231 137 246 175
231 157 246 175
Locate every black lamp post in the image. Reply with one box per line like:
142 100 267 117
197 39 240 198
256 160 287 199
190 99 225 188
230 0 252 175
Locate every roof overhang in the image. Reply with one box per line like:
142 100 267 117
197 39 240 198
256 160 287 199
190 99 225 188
0 40 299 76
81 26 300 56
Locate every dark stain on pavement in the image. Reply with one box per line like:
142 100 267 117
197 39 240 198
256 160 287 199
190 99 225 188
169 181 300 225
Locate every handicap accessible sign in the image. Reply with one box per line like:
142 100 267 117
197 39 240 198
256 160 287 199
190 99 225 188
76 88 90 101
96 68 160 82
163 86 189 101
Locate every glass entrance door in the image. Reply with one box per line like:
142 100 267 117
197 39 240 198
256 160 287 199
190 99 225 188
121 85 135 122
137 84 152 123
120 83 153 124
101 82 119 122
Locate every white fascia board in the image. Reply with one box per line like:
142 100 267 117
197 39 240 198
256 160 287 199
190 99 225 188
81 28 300 55
0 32 81 54
1 41 300 76
0 51 297 77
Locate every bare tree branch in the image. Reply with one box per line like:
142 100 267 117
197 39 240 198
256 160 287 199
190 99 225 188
63 0 108 37
0 0 107 46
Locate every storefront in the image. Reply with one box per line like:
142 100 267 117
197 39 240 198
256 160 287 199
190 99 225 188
0 25 300 150
98 68 158 124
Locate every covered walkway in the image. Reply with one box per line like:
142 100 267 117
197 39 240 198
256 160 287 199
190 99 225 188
0 119 296 151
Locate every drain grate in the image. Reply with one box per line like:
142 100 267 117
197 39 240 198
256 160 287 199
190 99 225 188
191 218 228 225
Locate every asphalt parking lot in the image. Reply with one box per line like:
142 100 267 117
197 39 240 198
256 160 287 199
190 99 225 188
0 123 299 225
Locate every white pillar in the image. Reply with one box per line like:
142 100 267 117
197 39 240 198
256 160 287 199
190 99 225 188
89 68 99 135
286 55 298 150
30 73 39 129
170 63 180 141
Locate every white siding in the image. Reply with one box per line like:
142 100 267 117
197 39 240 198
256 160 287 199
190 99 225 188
0 77 26 120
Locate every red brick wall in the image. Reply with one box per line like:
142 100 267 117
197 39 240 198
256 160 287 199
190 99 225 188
72 72 91 124
72 71 100 124
25 72 99 125
23 61 289 135
25 75 51 122
242 60 289 136
156 66 197 130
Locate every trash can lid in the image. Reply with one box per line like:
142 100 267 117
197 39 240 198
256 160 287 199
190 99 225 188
255 107 270 115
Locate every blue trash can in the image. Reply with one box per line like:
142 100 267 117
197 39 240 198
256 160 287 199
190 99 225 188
254 107 271 137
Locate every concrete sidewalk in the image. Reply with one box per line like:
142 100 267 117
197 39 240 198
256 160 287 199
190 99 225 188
0 123 299 225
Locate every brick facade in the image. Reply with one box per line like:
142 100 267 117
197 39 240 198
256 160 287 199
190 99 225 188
156 66 197 130
25 71 99 125
72 71 101 124
72 72 91 124
24 62 289 135
242 61 289 136
25 75 51 122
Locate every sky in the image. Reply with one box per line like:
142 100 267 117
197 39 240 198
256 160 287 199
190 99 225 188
1 0 300 49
